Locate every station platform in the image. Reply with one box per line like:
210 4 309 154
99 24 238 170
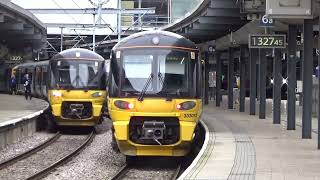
179 97 320 180
0 94 48 149
0 94 48 127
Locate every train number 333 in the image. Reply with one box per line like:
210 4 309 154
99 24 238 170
184 114 197 118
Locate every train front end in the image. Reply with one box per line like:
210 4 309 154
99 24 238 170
109 31 202 156
48 49 107 126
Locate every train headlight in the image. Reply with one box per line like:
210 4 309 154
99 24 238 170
152 36 160 45
176 101 196 110
92 92 102 97
52 91 62 97
114 100 134 110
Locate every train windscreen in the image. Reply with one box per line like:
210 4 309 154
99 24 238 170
116 49 199 98
50 60 106 90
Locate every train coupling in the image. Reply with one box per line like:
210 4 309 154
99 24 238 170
141 121 166 145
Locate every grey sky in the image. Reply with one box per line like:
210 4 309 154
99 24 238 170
11 0 118 35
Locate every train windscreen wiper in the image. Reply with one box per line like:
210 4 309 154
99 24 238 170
138 73 154 101
157 72 171 101
158 72 164 86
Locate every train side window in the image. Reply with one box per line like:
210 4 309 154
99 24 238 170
28 70 33 81
20 69 25 84
17 69 21 84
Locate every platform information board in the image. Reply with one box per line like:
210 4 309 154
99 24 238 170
249 34 286 49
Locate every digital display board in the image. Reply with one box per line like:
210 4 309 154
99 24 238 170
249 34 286 49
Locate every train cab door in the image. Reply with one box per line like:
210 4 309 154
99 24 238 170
42 66 48 98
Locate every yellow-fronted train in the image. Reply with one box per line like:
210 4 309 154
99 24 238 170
108 31 203 160
12 48 109 130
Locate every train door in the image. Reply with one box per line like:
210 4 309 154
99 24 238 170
39 66 43 97
42 66 48 98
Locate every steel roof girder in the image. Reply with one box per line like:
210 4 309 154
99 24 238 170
210 0 239 9
184 28 226 36
198 16 246 25
205 8 241 17
27 8 156 15
0 8 23 23
192 22 234 31
45 23 110 28
0 14 3 22
23 25 35 35
22 33 42 40
0 21 24 30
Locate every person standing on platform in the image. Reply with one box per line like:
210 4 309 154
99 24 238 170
24 73 32 100
209 71 216 100
10 75 16 95
234 75 240 104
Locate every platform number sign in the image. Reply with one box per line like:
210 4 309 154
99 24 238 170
249 34 286 49
260 15 274 27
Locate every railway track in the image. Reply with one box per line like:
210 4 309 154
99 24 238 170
0 132 61 170
0 131 95 180
110 163 130 180
109 122 205 180
170 164 182 180
110 161 181 180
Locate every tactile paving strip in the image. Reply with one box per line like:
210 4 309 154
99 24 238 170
223 119 256 180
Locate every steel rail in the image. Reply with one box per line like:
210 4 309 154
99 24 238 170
110 163 130 180
25 131 95 180
171 164 182 180
0 132 61 170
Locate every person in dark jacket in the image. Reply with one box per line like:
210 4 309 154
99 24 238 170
24 74 32 100
10 75 17 95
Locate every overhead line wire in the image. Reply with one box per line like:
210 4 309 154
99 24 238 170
51 0 80 25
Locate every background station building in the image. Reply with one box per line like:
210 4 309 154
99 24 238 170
0 0 46 92
2 1 320 179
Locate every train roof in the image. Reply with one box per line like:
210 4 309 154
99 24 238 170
13 60 49 69
113 30 198 51
51 48 104 61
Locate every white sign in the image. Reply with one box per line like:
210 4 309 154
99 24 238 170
297 80 302 93
9 56 22 61
260 15 274 26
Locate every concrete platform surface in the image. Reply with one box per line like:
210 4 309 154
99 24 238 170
0 94 48 127
179 97 320 180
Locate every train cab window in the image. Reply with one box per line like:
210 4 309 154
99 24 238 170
59 65 76 85
122 55 153 92
118 49 198 98
50 60 105 90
